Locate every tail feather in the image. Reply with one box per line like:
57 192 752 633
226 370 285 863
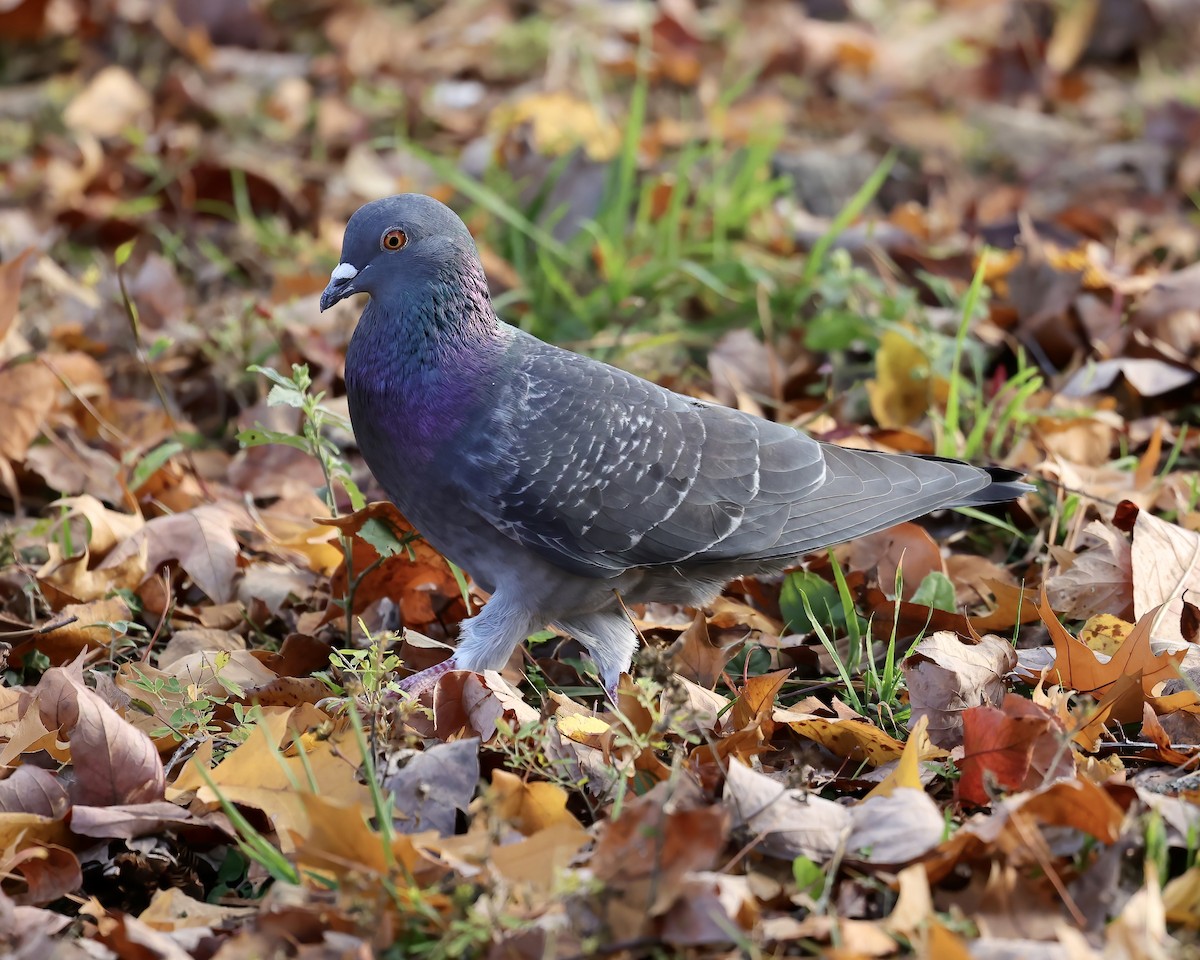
951 465 1035 506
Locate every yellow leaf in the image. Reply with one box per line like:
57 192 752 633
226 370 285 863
864 715 945 799
183 708 369 851
491 91 620 161
776 712 905 767
867 328 932 429
489 769 581 836
1078 613 1133 656
557 714 612 743
1164 867 1200 928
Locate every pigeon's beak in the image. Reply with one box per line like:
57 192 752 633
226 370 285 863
320 262 360 312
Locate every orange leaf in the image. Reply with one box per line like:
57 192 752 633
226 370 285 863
1033 587 1184 715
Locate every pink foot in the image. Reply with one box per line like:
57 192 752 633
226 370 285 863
394 657 458 697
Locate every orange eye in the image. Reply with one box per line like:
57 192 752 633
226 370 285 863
381 228 407 251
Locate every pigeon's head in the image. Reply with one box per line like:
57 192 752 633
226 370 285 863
320 194 481 312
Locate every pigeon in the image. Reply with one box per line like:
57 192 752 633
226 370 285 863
322 194 1031 698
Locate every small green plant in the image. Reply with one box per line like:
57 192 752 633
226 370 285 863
238 363 364 518
126 654 257 742
934 253 1045 462
793 554 935 736
394 63 796 358
1145 809 1169 882
238 363 371 640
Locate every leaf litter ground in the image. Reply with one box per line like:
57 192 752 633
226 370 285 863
1 1 1200 957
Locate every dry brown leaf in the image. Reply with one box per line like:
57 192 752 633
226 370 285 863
69 801 210 840
957 694 1074 807
37 540 148 608
36 665 164 806
156 626 245 669
48 496 143 556
101 502 249 603
708 328 779 414
487 820 591 893
592 783 728 919
904 631 1017 748
0 767 70 818
2 843 81 906
138 887 257 932
970 579 1041 633
16 597 131 665
0 247 37 345
665 609 743 689
1029 590 1186 718
322 501 462 626
837 521 945 600
1045 518 1134 621
731 667 791 732
0 360 60 462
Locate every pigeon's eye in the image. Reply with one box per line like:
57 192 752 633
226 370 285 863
380 228 407 251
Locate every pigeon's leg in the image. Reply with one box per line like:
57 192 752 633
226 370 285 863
395 590 542 693
554 612 640 701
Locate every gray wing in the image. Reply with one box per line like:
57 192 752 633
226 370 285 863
457 333 996 579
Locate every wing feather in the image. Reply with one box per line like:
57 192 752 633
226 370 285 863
455 331 997 578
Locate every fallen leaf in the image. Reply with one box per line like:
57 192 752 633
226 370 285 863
322 501 462 627
0 247 37 344
847 787 945 865
905 632 1017 748
665 609 743 689
1077 612 1134 656
0 359 60 462
866 327 936 429
139 887 257 932
722 758 850 862
488 769 582 836
866 715 946 799
592 782 728 918
837 521 945 600
62 65 152 138
1028 591 1186 717
36 665 164 806
487 819 590 893
0 767 70 818
958 694 1073 807
101 503 250 603
1125 501 1200 644
383 739 479 836
1060 357 1196 398
774 707 905 767
1162 867 1200 928
1045 518 1134 621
